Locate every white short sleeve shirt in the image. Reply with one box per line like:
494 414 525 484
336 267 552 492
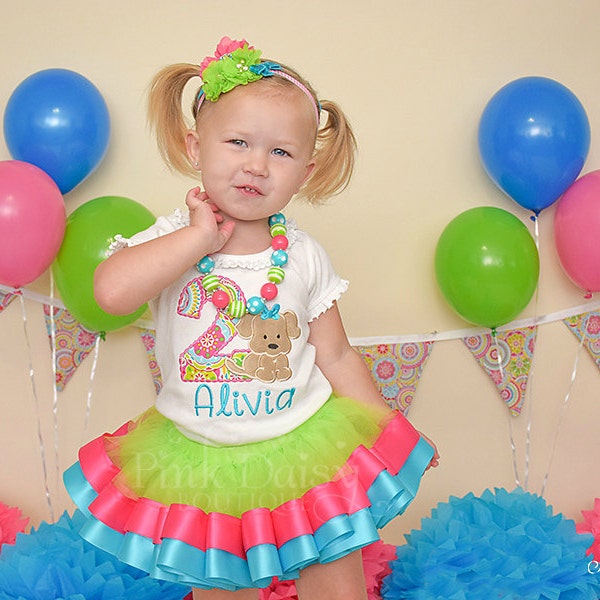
118 212 348 446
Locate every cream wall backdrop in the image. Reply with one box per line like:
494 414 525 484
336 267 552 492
1 0 600 546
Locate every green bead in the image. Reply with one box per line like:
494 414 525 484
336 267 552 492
270 223 287 237
268 266 285 284
202 274 220 292
227 299 246 318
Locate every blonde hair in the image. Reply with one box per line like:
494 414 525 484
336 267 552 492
147 60 357 204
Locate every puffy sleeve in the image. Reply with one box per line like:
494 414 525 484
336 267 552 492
108 209 189 254
298 232 349 322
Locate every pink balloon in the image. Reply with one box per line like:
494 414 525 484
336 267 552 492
554 170 600 293
0 160 66 287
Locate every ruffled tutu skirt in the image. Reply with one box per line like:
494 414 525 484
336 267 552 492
64 395 434 591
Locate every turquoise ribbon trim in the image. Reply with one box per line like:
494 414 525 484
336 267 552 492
80 514 124 556
118 532 162 574
277 534 317 577
205 548 253 589
368 437 434 528
313 514 353 552
246 544 283 588
63 462 95 516
158 537 207 583
63 435 434 589
319 508 379 563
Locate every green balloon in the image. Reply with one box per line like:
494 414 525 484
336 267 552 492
434 207 539 329
53 196 155 332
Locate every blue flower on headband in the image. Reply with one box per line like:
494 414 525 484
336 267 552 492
249 61 282 77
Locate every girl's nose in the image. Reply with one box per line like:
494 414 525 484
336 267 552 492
243 151 268 177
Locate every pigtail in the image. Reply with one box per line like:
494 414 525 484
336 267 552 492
147 63 200 177
301 99 357 204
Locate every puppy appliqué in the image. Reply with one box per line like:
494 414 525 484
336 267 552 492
226 310 301 383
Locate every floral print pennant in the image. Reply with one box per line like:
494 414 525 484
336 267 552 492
563 311 600 369
462 327 537 416
43 305 100 391
0 290 18 312
140 328 163 394
355 342 434 414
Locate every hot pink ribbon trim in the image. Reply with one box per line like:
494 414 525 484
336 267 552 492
77 411 420 560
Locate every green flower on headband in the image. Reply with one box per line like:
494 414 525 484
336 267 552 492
201 45 264 102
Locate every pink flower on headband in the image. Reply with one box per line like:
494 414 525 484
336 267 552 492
199 36 253 75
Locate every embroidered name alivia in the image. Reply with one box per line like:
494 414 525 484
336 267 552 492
194 382 296 418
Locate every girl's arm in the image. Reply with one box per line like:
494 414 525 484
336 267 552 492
309 302 440 468
94 188 234 315
308 302 390 409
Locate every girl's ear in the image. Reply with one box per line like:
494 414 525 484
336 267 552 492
186 129 201 169
301 161 316 186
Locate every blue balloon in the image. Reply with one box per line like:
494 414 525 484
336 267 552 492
3 69 110 194
478 76 590 214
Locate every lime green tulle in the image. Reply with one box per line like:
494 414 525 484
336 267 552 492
108 396 387 518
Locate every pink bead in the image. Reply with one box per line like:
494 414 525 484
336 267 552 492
271 235 289 250
261 282 278 301
212 289 230 310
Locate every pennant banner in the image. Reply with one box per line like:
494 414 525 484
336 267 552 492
0 290 19 312
43 305 100 391
355 342 434 414
462 327 537 416
5 283 599 418
563 311 600 370
140 328 162 394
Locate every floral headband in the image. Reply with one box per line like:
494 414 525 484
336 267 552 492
196 37 320 122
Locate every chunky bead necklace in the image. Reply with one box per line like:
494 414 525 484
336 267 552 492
196 213 289 318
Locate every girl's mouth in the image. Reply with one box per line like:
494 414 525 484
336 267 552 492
237 185 263 196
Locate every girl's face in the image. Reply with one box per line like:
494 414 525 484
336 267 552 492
187 83 316 224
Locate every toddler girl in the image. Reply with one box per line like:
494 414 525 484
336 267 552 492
64 36 439 600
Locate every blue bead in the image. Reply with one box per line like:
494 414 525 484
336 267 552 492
197 255 215 274
247 296 265 315
268 213 286 226
271 250 288 267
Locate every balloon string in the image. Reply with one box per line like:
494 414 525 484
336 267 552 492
49 271 60 492
19 294 55 523
523 327 538 493
540 330 584 497
84 336 101 433
523 214 541 492
493 332 521 487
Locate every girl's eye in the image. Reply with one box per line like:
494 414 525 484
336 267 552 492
228 139 247 147
272 148 290 157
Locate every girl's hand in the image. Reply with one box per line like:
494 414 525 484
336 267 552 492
185 187 235 255
420 432 440 470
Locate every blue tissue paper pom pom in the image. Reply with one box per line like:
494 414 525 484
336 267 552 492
0 510 190 599
382 487 600 600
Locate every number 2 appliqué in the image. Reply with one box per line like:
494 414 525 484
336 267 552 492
177 275 250 382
